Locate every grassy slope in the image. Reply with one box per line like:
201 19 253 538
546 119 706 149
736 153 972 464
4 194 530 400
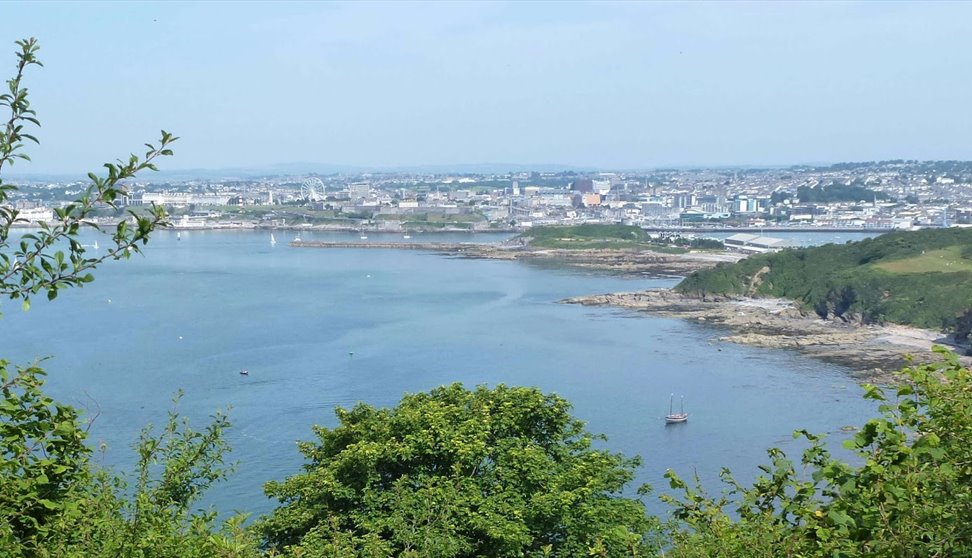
874 246 972 274
675 228 972 334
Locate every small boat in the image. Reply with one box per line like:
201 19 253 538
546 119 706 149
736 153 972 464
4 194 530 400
665 394 688 424
359 232 368 240
270 233 277 246
177 232 181 241
402 233 411 239
239 368 249 376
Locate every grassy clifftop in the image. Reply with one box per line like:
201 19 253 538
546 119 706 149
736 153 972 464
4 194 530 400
675 227 972 340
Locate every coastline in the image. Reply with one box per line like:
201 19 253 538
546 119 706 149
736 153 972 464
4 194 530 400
562 289 972 382
291 240 745 276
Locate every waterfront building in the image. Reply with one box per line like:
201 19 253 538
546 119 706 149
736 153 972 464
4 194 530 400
724 233 789 253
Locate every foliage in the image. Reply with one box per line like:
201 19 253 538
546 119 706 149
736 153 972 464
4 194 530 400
0 37 255 558
520 225 723 252
261 383 659 557
770 190 792 204
522 224 650 248
520 224 723 253
666 236 724 250
0 361 88 552
7 35 972 558
0 38 177 315
873 246 972 274
676 227 972 336
27 398 259 558
663 348 972 557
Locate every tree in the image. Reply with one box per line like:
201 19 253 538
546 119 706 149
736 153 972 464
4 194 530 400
0 37 176 552
663 348 972 557
0 38 257 558
261 383 660 557
0 39 176 313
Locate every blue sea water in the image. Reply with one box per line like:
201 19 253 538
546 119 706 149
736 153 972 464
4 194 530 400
0 230 877 518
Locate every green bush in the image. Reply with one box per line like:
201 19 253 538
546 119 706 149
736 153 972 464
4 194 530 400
261 384 660 557
663 349 972 558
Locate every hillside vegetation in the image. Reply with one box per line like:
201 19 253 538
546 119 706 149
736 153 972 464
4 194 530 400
675 228 972 341
520 224 723 252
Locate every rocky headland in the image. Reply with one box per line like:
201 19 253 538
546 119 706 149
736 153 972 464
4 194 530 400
563 289 971 382
292 240 743 276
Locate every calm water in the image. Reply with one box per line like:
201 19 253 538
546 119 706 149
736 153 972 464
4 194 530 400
1 230 877 518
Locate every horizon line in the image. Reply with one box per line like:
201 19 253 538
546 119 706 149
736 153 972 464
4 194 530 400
6 157 964 180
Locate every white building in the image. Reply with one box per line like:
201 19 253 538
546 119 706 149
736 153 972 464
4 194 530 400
134 193 232 206
349 183 371 199
11 206 54 223
723 233 789 253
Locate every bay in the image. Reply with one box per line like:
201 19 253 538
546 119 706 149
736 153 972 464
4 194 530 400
1 229 877 518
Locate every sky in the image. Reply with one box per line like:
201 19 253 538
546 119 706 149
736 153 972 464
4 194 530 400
1 1 971 174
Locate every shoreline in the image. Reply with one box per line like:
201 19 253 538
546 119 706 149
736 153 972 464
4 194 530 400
291 240 745 276
562 289 971 382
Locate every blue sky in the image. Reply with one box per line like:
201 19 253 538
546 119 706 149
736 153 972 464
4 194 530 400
1 1 970 174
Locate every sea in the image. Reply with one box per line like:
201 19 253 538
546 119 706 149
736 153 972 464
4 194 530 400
1 229 881 518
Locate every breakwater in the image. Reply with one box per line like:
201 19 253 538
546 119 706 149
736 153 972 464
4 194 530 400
291 241 480 251
287 240 742 276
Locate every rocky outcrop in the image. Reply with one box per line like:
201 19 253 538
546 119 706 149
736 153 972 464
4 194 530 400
564 289 971 382
295 241 745 276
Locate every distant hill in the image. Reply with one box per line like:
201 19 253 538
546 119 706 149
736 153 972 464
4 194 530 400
675 228 972 342
6 162 595 182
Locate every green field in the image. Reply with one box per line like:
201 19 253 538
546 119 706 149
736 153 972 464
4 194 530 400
520 224 719 253
875 246 972 274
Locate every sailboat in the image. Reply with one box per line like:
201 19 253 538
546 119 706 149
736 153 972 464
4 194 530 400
665 394 688 424
177 232 181 241
270 233 277 246
359 231 368 240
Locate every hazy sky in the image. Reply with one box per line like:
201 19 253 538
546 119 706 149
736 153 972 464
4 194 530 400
1 1 970 174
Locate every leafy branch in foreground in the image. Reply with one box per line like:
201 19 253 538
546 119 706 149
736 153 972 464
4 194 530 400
0 360 88 550
0 37 243 557
0 37 177 314
662 347 972 558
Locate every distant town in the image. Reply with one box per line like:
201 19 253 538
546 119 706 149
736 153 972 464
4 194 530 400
6 160 972 233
